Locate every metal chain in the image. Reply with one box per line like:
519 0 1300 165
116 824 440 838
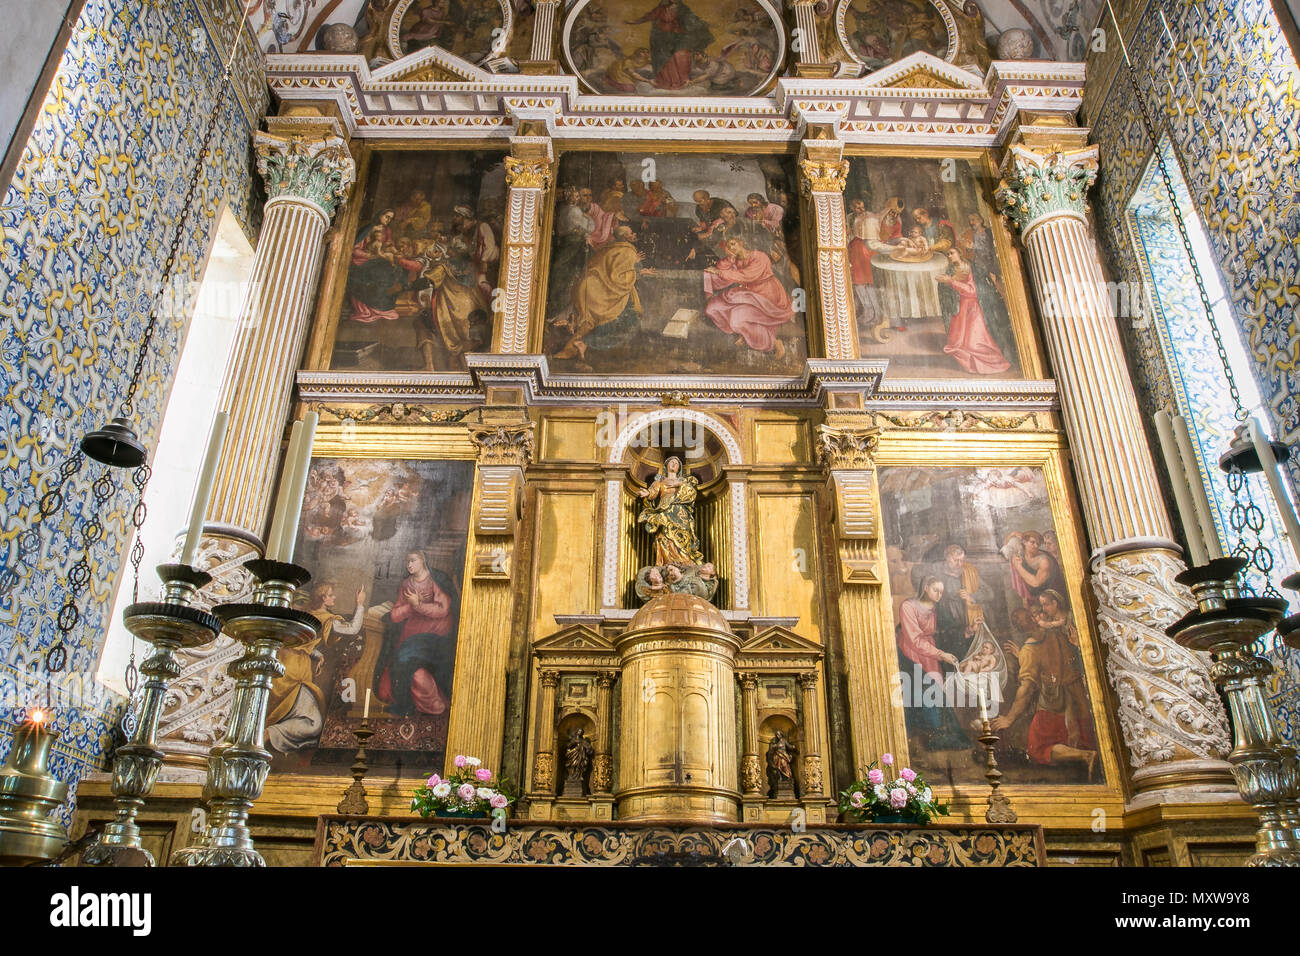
1118 38 1247 421
1225 463 1281 599
118 80 232 419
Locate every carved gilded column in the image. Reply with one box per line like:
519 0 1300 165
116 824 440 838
532 669 559 796
798 134 858 361
494 127 553 355
996 140 1234 799
797 672 824 798
521 0 562 73
156 114 356 777
738 672 763 796
818 422 910 776
445 420 534 773
591 671 616 794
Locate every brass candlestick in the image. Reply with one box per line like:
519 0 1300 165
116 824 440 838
977 714 1017 824
0 712 68 864
336 720 374 815
1167 557 1300 867
83 564 220 867
171 559 320 867
1278 572 1300 651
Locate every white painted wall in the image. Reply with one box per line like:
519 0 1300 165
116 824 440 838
0 1 79 172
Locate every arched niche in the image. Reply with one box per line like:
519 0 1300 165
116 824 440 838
386 0 514 66
602 409 749 613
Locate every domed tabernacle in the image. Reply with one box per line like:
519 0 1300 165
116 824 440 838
626 592 729 634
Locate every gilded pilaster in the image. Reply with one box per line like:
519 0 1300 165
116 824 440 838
797 672 824 797
592 672 616 794
738 672 763 796
532 670 559 795
494 127 554 355
445 420 534 773
817 422 909 775
798 133 858 361
996 136 1234 799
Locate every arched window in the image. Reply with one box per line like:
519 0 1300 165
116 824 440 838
95 207 253 695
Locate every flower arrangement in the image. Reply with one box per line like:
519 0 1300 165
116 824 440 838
838 753 949 824
411 755 517 819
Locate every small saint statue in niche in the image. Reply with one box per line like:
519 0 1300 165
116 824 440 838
766 730 798 800
632 455 720 605
563 727 595 798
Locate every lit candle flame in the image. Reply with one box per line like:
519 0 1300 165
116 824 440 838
28 708 48 726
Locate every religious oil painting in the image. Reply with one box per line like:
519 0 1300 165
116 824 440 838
839 0 953 72
330 150 507 373
396 0 507 63
543 151 808 376
564 0 784 97
845 156 1022 379
269 457 474 775
878 466 1102 786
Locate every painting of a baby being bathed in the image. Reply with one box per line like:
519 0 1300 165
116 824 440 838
265 457 474 775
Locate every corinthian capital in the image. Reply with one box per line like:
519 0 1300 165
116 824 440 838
995 144 1099 234
470 422 535 468
254 129 356 219
505 156 553 190
798 158 849 195
816 424 879 470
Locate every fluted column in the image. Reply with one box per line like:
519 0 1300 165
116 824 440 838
445 420 534 773
817 422 910 777
531 669 559 796
521 0 561 73
996 142 1234 799
738 672 763 796
789 0 835 77
798 135 858 361
156 116 355 776
209 117 355 539
494 129 553 354
591 671 616 794
797 672 824 798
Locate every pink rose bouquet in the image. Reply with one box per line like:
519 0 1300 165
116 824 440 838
837 753 948 824
411 755 519 819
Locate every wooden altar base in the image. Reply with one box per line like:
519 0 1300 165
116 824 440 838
315 816 1046 866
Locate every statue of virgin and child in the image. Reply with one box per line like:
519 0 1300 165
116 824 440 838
633 455 719 605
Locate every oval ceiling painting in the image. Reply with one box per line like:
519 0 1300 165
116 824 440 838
838 0 954 73
564 0 785 97
394 0 508 63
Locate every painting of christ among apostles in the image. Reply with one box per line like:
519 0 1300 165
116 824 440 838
396 0 506 63
879 466 1104 786
566 0 784 97
266 457 474 775
846 156 1023 380
544 151 809 376
330 150 507 373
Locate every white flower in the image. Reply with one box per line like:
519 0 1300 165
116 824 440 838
922 787 932 803
873 785 887 801
476 786 495 800
432 782 451 799
465 756 482 768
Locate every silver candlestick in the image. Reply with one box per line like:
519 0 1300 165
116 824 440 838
171 559 319 867
83 564 220 866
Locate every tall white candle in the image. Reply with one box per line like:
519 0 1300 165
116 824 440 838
180 411 229 567
265 421 303 560
1247 417 1300 566
363 688 371 720
1154 410 1209 566
277 411 319 564
1172 413 1225 560
978 684 989 722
